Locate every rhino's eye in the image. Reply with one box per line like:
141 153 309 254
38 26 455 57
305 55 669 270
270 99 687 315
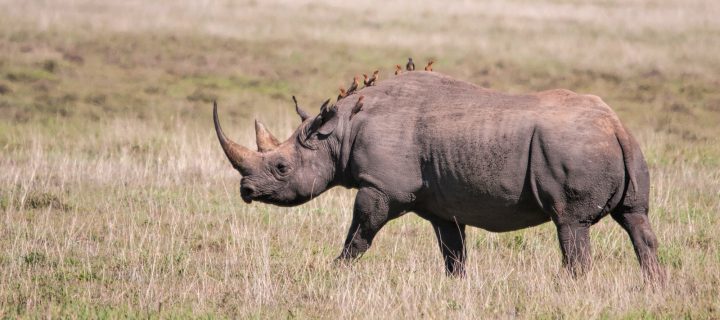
276 163 289 175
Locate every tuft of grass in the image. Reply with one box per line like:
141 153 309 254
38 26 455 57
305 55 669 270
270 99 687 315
23 252 46 266
23 192 70 211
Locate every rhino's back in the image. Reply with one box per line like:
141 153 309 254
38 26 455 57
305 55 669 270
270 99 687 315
342 72 627 231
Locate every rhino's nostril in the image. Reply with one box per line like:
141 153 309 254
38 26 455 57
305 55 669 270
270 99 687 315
241 186 255 196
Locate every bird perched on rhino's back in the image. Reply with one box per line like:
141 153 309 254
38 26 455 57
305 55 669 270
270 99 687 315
350 95 364 120
395 64 402 75
346 75 360 95
364 70 379 87
338 87 347 101
425 60 434 71
406 57 415 71
213 71 663 282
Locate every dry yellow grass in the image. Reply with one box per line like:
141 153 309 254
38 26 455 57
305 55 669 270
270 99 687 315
1 0 719 318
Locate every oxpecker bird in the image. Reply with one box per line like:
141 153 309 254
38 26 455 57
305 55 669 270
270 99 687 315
350 95 364 120
364 70 379 87
425 60 434 71
368 70 380 86
338 87 347 101
406 57 415 71
346 75 360 95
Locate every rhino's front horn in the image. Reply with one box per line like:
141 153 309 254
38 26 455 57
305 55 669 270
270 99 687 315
213 101 258 171
255 120 280 152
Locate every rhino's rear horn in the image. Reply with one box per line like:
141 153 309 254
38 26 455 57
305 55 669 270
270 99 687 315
213 101 258 171
255 120 280 152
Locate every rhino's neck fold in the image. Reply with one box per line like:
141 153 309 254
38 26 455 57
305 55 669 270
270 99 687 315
332 115 356 188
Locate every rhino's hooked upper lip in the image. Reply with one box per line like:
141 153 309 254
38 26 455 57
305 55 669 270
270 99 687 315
241 190 273 204
240 186 254 204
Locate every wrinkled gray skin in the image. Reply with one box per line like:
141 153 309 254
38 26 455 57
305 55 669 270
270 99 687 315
214 71 663 281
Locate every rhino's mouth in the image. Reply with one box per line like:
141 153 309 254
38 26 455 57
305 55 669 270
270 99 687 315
241 192 272 204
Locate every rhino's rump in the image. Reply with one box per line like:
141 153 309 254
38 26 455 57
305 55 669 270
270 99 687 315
414 105 625 231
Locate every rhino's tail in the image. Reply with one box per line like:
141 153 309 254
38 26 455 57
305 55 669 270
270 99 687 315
613 121 650 209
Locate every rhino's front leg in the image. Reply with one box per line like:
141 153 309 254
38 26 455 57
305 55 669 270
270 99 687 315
337 187 392 261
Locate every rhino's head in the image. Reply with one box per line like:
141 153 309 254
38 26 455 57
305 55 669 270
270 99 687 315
213 100 341 206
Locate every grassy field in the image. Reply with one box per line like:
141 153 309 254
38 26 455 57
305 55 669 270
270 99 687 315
1 0 719 318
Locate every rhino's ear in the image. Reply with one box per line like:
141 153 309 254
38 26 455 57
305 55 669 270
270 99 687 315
317 114 338 135
299 99 339 149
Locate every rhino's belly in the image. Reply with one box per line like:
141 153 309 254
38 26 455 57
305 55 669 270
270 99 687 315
418 191 550 232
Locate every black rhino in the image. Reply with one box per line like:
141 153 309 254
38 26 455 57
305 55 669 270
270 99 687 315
213 71 662 280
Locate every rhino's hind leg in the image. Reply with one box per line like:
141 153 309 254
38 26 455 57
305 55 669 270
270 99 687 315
611 210 664 283
555 223 592 277
430 218 467 277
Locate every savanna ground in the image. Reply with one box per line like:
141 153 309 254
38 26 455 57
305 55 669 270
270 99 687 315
1 0 719 318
